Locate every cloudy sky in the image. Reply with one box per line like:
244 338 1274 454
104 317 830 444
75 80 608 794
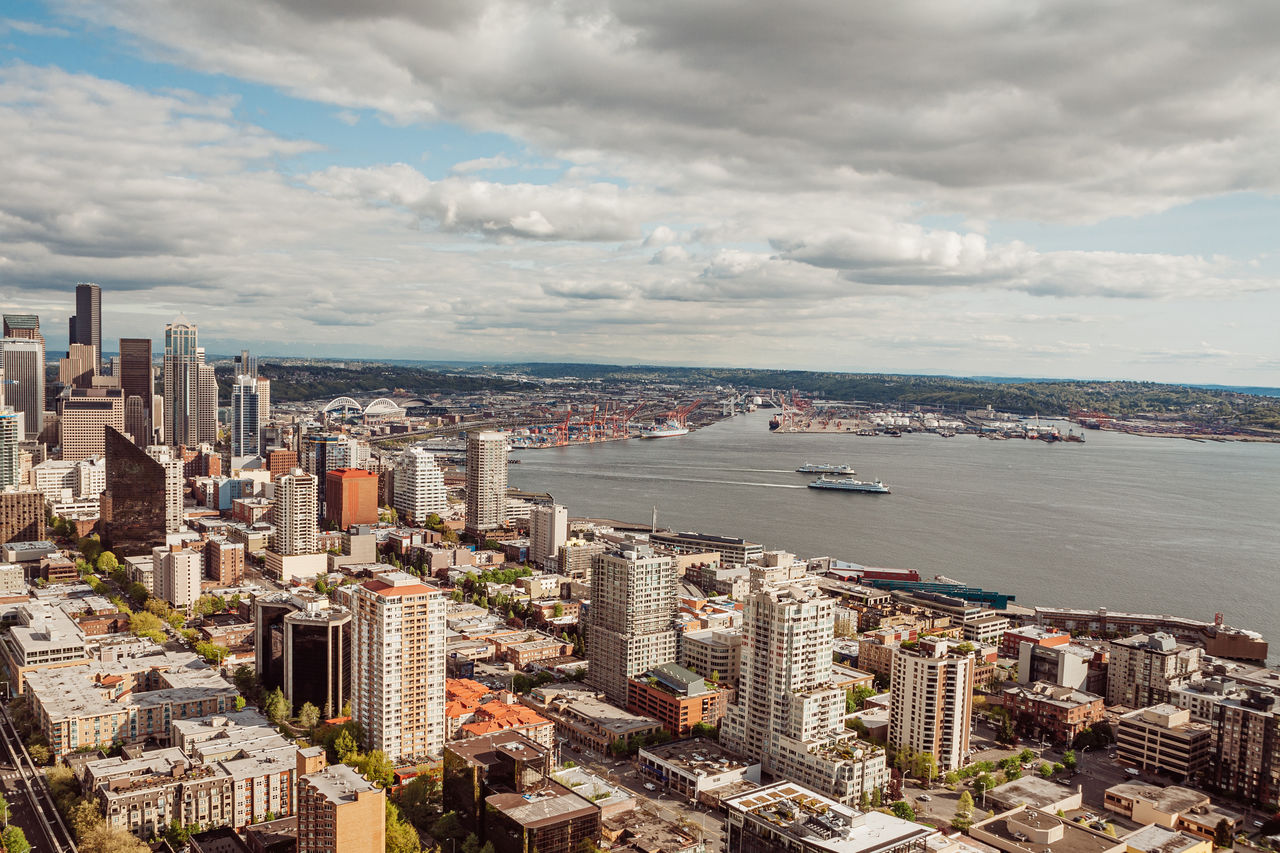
3 1 1279 383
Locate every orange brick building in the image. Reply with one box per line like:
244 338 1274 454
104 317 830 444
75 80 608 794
626 663 728 737
205 537 245 585
297 760 385 853
324 468 379 530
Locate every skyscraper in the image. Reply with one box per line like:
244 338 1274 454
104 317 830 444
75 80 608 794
888 638 974 773
58 388 124 461
393 447 447 524
163 318 200 446
275 469 318 556
118 338 153 418
2 315 44 366
350 572 446 763
235 349 257 378
465 431 507 534
197 358 218 444
71 283 102 370
144 444 185 533
124 395 148 447
1 337 45 437
256 376 271 435
529 503 568 567
0 409 21 488
231 374 261 457
586 544 678 705
58 343 96 389
720 565 888 803
100 427 168 555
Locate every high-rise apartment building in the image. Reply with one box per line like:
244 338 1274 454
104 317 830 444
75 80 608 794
721 568 887 803
163 318 200 446
350 572 447 763
118 337 152 434
393 447 447 524
197 359 218 444
231 374 261 457
2 315 44 367
256 376 271 433
1107 633 1203 709
529 503 568 567
152 545 202 609
2 337 44 437
325 468 378 530
57 388 124 461
0 409 20 488
100 428 168 555
205 537 245 586
70 283 102 370
0 490 44 545
586 544 678 705
465 431 507 534
302 433 368 512
58 342 96 390
275 469 318 556
888 638 975 772
144 444 185 533
297 763 385 853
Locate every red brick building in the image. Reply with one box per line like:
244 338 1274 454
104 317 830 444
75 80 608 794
1001 625 1071 659
267 448 298 480
325 468 379 530
205 537 245 585
1003 681 1105 744
626 663 728 737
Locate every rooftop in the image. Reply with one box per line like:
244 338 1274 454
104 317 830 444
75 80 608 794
302 763 380 804
973 806 1121 853
988 775 1082 810
1122 825 1205 853
1103 783 1207 815
487 781 598 828
640 737 757 775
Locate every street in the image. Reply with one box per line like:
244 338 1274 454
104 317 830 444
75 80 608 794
556 738 725 852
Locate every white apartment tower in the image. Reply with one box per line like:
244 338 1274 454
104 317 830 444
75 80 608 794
152 545 202 609
529 503 569 567
162 318 200 446
464 431 507 533
586 545 678 705
720 570 888 804
231 375 261 457
888 638 974 772
0 408 21 488
144 444 184 533
350 572 446 763
275 469 318 556
393 447 447 524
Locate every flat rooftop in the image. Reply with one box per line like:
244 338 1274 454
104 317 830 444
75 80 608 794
1104 783 1206 814
1123 825 1204 853
726 781 935 853
303 763 379 804
989 776 1080 810
640 737 757 775
487 782 597 828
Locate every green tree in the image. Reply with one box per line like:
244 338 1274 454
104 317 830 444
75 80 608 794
334 729 359 763
2 824 31 853
264 687 290 724
128 610 166 644
27 744 49 765
234 695 246 711
1038 763 1054 779
96 551 119 574
890 801 915 821
871 788 882 807
1213 819 1233 849
298 702 321 732
913 751 938 784
957 791 975 819
431 811 467 843
462 833 482 853
1062 750 1077 771
354 750 396 788
386 801 421 853
1018 748 1036 764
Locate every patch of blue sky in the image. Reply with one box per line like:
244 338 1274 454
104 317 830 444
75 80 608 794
4 4 573 183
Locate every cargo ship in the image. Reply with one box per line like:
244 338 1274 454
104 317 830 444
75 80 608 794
640 420 690 439
808 476 890 494
796 463 856 475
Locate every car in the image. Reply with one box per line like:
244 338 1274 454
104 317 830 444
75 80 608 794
918 795 931 802
644 783 657 791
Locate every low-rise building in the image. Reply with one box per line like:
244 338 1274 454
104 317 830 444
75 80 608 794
626 663 728 737
1102 782 1240 841
1122 825 1211 853
724 780 936 853
985 775 1083 814
637 737 760 804
1002 626 1071 659
1003 682 1105 744
680 628 742 687
487 783 601 853
970 805 1125 853
1116 705 1212 783
522 684 661 754
459 697 556 751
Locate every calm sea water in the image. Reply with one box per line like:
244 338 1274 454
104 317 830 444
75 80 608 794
510 412 1280 658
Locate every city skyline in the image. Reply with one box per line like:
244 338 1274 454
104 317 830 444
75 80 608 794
3 4 1280 384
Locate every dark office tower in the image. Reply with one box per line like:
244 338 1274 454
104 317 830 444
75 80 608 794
118 338 153 413
285 602 352 717
73 283 102 370
99 426 168 555
2 315 44 367
124 395 149 447
254 592 296 692
163 318 199 446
